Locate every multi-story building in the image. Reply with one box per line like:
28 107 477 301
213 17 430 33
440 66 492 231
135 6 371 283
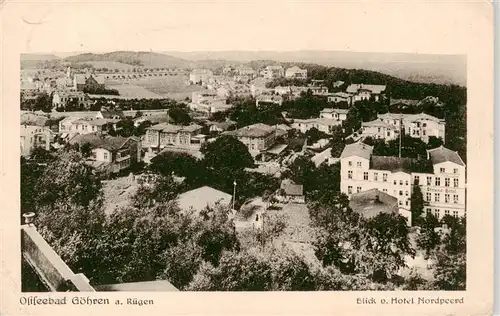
20 125 53 156
319 108 349 121
224 123 278 157
59 117 117 135
340 142 466 222
345 84 386 102
327 92 353 104
285 66 307 79
308 86 329 96
255 94 283 107
52 91 89 109
143 123 204 152
261 66 285 79
189 69 214 85
69 133 141 174
292 118 343 135
377 112 446 143
360 120 398 141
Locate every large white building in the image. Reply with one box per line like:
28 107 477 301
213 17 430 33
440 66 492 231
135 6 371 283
285 66 307 79
377 112 446 143
340 142 466 223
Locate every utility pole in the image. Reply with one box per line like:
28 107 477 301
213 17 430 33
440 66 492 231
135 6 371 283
399 117 402 158
232 180 237 211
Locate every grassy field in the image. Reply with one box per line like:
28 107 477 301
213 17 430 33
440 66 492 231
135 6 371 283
106 75 203 101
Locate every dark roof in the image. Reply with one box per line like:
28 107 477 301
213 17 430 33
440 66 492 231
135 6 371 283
280 179 304 196
69 133 133 151
340 142 373 159
349 189 398 219
147 123 202 133
99 109 125 119
370 156 417 173
226 123 276 138
427 146 465 166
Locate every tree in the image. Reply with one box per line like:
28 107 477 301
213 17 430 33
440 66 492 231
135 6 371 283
410 185 425 225
304 127 328 144
427 136 444 149
131 174 183 209
415 213 441 259
282 156 317 192
158 240 204 289
201 135 254 171
169 106 191 125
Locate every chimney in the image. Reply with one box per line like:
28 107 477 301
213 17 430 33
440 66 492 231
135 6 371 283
22 212 35 225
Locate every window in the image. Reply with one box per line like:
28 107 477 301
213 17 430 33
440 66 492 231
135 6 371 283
445 210 450 216
386 132 390 137
405 191 409 196
363 172 368 180
400 180 403 185
440 167 445 173
348 161 352 166
453 168 458 174
416 122 420 128
427 177 432 186
434 193 440 202
383 188 387 193
405 180 409 186
399 200 403 206
414 176 420 184
378 127 381 132
104 152 108 160
445 194 450 203
405 200 409 206
348 171 353 179
357 161 362 167
399 190 403 196
251 144 255 150
453 211 459 217
394 180 397 185
383 174 388 182
348 186 352 194
445 178 450 187
423 123 427 127
454 178 459 187
374 173 378 181
426 208 431 215
426 192 431 201
422 130 426 136
434 209 440 217
435 177 441 186
453 195 459 204
357 186 362 193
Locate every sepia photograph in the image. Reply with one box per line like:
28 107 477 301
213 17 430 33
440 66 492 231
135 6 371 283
1 1 493 315
19 50 467 292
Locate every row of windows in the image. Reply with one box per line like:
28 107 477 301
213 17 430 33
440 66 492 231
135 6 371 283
425 192 460 204
426 208 460 218
415 175 460 188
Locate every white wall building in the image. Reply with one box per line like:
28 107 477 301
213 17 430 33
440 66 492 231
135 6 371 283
292 118 342 135
377 112 446 143
345 84 386 102
261 66 285 79
360 120 398 141
319 108 349 121
340 142 466 222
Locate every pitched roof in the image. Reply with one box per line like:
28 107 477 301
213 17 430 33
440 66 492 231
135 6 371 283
362 119 397 129
370 156 417 173
390 98 420 106
177 186 232 212
280 179 304 196
294 118 342 127
340 142 373 159
427 145 465 166
349 189 398 219
377 112 442 123
330 92 352 98
98 109 124 119
74 74 105 85
321 108 349 114
69 133 133 151
346 84 386 94
226 123 276 138
148 123 202 133
207 120 236 130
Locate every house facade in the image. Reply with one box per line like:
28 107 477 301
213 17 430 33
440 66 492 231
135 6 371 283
52 91 89 109
327 92 353 104
345 84 386 102
225 123 277 156
20 125 53 156
292 118 343 135
360 120 398 141
377 112 446 143
143 123 204 152
261 66 285 79
255 94 283 107
73 74 105 92
275 179 305 204
319 108 349 121
340 142 466 221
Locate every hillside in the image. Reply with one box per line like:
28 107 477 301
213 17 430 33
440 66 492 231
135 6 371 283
21 54 60 61
64 51 194 69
